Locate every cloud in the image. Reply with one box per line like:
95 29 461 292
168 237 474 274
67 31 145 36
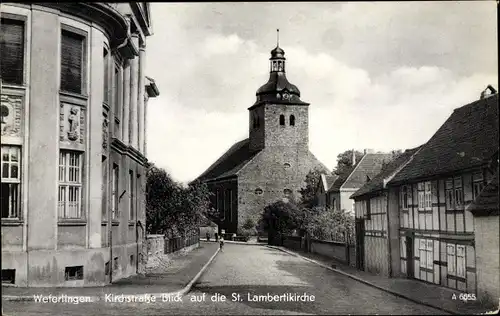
145 3 498 183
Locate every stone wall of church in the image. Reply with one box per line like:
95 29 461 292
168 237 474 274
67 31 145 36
264 103 309 148
206 179 238 234
237 148 328 231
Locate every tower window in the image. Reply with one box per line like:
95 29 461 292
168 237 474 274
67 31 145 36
279 115 285 126
290 115 295 126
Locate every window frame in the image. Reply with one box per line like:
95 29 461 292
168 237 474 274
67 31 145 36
424 181 432 210
472 171 484 200
0 14 26 86
289 114 295 126
1 145 22 219
419 239 433 270
129 170 134 220
60 24 88 96
58 150 84 219
111 163 119 220
400 185 409 210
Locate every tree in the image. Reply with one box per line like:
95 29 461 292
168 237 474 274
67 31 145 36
332 150 364 176
299 168 324 209
146 166 213 237
259 200 301 236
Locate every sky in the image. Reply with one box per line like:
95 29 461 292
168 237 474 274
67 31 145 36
144 2 498 184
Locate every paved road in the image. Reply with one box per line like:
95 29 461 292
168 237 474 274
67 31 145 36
2 244 446 315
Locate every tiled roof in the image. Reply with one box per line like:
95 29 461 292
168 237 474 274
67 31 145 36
320 174 338 191
325 174 337 191
196 139 260 182
467 172 499 216
390 94 499 184
328 169 353 192
341 153 393 189
350 147 422 199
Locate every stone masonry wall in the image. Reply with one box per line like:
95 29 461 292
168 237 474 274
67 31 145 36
475 216 500 305
238 148 328 231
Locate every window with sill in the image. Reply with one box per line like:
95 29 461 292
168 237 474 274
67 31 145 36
447 243 466 279
0 17 25 85
1 145 21 219
400 185 409 209
445 177 464 210
61 29 85 94
101 156 108 221
111 164 119 220
58 150 83 219
472 171 484 199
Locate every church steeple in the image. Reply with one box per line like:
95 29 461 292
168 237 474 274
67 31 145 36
270 29 286 73
251 30 309 108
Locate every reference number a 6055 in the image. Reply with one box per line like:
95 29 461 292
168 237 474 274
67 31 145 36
452 293 477 302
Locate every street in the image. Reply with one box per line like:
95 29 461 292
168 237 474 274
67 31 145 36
2 244 447 315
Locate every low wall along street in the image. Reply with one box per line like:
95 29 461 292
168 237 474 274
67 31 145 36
146 233 200 259
282 235 356 267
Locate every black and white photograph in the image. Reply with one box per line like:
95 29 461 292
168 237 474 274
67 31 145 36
1 1 499 315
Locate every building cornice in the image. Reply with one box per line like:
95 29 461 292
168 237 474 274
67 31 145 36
387 164 488 187
111 138 148 166
129 2 152 36
33 3 129 50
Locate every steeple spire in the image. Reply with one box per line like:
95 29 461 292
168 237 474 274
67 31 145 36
277 28 279 47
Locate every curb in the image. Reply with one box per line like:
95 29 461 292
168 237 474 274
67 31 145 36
267 245 462 316
2 247 221 303
200 240 267 246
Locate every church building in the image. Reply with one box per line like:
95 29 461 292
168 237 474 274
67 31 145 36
196 36 329 234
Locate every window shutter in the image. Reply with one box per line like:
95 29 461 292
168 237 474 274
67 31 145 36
0 18 24 85
61 30 83 94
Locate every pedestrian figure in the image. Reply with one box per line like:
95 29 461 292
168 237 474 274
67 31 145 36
219 235 224 251
206 231 210 242
215 232 218 241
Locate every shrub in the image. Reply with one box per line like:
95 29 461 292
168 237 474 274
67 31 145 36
242 218 256 230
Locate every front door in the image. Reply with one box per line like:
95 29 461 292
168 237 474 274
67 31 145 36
406 235 414 279
355 219 365 271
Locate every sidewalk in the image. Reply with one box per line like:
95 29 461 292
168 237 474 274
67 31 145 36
2 242 219 301
269 245 498 315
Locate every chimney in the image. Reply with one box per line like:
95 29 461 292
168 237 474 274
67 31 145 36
352 149 356 166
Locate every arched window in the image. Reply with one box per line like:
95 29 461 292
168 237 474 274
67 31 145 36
279 115 285 126
290 115 295 126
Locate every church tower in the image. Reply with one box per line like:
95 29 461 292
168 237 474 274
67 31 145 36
248 30 309 153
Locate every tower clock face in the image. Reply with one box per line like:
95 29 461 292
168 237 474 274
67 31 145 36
283 93 289 100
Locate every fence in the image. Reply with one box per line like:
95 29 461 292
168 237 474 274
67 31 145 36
164 233 199 254
280 234 356 267
146 231 200 256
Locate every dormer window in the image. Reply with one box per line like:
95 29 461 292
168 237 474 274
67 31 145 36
289 115 295 126
279 115 285 126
